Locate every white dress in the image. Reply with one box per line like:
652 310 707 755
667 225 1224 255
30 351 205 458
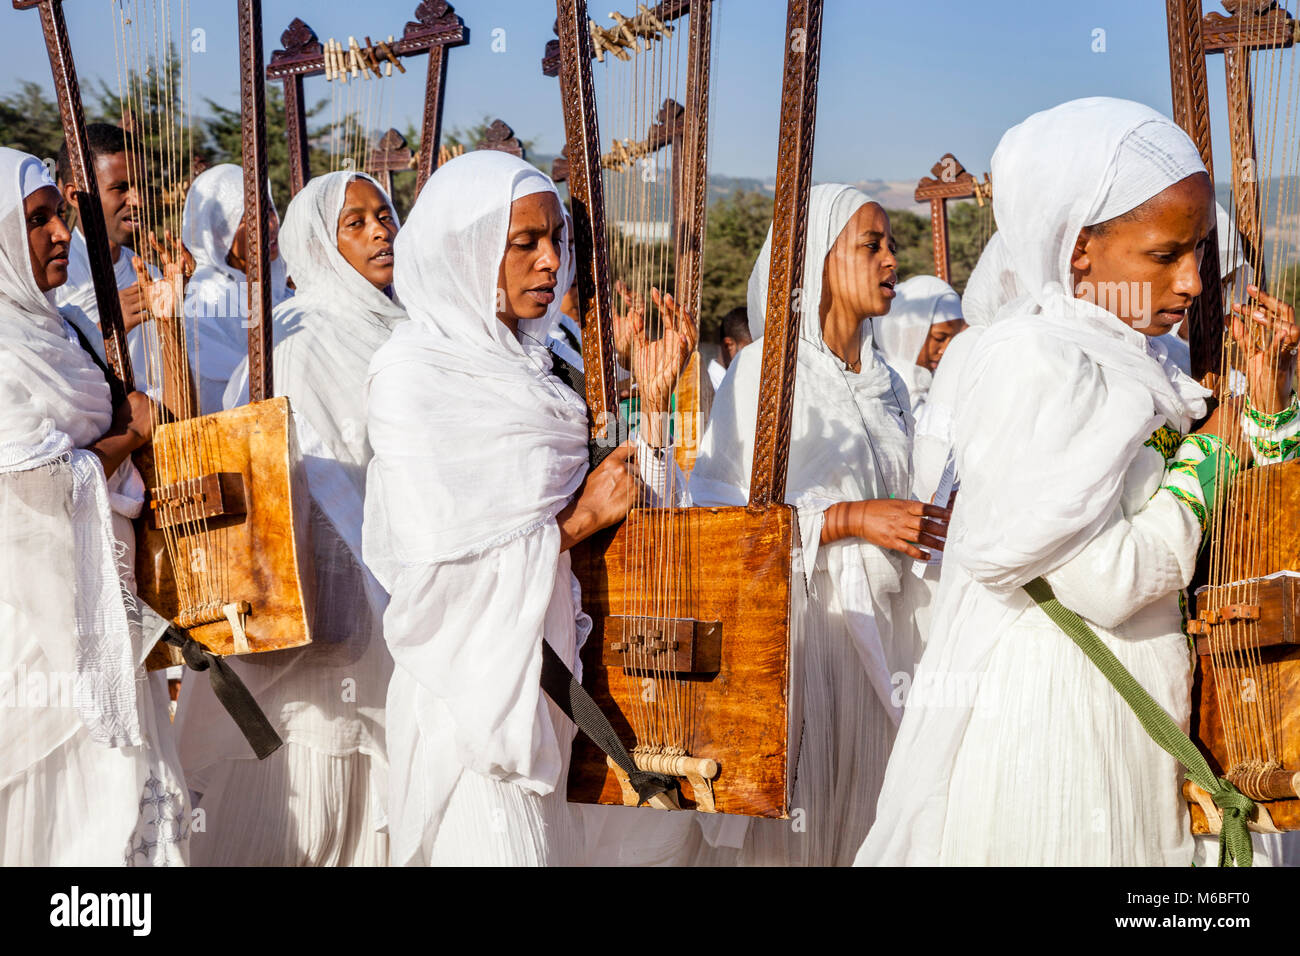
938 435 1198 864
176 171 400 866
687 185 922 866
362 151 591 866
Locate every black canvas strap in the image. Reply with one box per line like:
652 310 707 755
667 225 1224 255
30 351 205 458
162 626 283 760
538 640 675 807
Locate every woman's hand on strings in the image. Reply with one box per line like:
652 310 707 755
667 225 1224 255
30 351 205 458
117 283 149 333
822 498 951 560
558 441 643 550
630 287 698 446
629 287 698 443
1230 283 1298 415
131 230 194 321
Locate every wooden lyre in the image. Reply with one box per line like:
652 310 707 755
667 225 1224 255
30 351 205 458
1166 0 1300 833
18 0 317 667
544 0 711 472
556 0 822 817
266 1 468 200
913 152 993 287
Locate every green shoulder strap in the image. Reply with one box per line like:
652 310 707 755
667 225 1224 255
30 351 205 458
1023 576 1254 867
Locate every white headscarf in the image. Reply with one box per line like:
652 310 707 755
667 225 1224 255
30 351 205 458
875 275 962 412
693 183 913 719
0 147 141 750
949 97 1210 587
183 163 290 413
861 97 1213 866
364 150 585 579
258 170 406 563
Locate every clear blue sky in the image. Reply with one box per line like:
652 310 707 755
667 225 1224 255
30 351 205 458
3 0 1241 186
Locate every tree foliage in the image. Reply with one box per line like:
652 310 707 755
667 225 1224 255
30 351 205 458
200 83 334 216
0 82 66 161
699 190 772 342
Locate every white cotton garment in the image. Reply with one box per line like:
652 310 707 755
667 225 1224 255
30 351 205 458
182 163 290 414
177 171 404 865
0 147 188 865
859 97 1212 867
874 275 962 414
688 184 920 865
362 150 591 865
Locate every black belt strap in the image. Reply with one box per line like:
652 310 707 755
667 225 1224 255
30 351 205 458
538 640 675 807
163 626 283 760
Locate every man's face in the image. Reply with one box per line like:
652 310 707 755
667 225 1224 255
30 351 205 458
92 151 141 250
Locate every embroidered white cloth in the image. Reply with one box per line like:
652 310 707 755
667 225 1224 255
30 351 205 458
0 148 187 865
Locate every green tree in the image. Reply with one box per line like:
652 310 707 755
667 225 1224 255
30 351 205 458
201 83 334 215
200 83 338 214
699 189 772 341
885 200 995 294
0 81 65 161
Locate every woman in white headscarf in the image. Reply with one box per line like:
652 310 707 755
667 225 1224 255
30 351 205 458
873 274 966 414
857 97 1299 867
687 184 948 866
0 147 188 865
176 171 403 865
182 163 290 414
363 151 693 866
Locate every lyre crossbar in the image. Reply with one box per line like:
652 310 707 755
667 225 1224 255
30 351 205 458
266 1 469 198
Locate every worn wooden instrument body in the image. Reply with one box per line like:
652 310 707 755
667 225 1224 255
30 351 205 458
570 505 796 816
138 398 315 667
555 0 822 816
1166 0 1300 835
1188 460 1300 832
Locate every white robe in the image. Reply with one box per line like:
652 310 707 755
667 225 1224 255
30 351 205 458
362 151 590 866
0 148 188 866
859 96 1215 867
688 184 920 865
176 171 401 866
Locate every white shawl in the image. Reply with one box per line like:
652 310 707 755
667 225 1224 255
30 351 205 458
860 97 1211 865
362 151 587 858
0 148 141 760
182 163 289 413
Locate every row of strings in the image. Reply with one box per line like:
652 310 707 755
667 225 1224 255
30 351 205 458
110 0 232 625
598 3 715 759
1204 12 1300 776
325 42 398 186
